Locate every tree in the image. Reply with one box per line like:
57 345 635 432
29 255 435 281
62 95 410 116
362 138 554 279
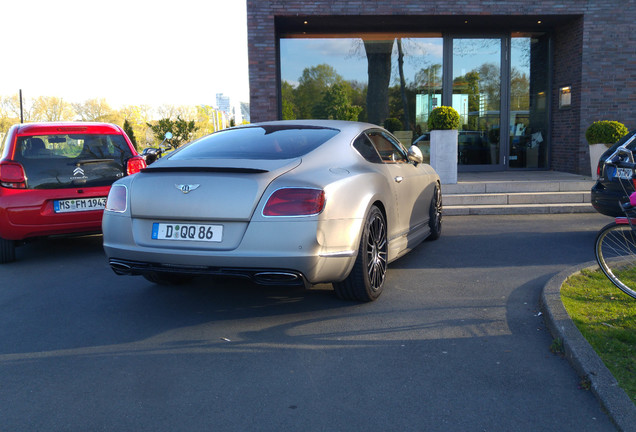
32 96 74 121
119 104 154 147
314 82 362 121
123 119 138 150
510 69 530 111
2 94 35 122
147 116 198 150
363 39 393 126
396 38 410 131
157 104 196 122
72 98 113 121
294 64 343 118
281 81 297 120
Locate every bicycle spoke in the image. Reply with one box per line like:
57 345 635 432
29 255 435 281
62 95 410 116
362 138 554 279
595 223 636 299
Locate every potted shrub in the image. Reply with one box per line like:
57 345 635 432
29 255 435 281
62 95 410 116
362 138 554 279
428 106 460 184
586 120 628 178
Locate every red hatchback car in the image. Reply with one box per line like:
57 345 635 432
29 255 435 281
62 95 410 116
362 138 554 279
0 122 146 263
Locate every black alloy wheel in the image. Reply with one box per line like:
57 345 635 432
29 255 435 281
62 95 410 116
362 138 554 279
333 205 388 302
427 182 442 241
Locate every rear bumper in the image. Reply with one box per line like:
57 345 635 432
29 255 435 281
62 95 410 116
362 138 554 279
108 258 310 287
591 182 627 217
0 186 110 240
103 212 361 285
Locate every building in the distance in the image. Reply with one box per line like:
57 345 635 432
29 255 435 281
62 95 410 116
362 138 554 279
246 1 635 174
216 93 232 115
216 93 249 125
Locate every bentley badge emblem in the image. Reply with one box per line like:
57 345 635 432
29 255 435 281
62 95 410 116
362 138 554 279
175 184 200 194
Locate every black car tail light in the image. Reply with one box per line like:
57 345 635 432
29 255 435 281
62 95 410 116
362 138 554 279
0 161 27 188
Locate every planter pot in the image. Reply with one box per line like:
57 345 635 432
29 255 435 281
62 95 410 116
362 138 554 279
430 129 458 184
589 143 609 178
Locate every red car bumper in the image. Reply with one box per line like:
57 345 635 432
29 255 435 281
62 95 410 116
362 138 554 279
0 186 110 240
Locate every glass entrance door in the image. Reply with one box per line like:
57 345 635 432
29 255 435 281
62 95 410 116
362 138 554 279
509 34 550 169
451 38 503 170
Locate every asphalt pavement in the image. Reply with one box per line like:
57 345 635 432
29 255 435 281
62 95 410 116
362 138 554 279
0 212 633 431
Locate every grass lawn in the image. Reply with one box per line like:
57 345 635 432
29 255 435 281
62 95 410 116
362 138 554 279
561 269 636 404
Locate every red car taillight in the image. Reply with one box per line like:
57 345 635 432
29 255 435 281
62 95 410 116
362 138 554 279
0 162 27 189
126 156 146 175
263 188 325 216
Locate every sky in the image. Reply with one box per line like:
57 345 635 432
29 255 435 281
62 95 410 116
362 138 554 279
280 38 446 87
0 0 249 109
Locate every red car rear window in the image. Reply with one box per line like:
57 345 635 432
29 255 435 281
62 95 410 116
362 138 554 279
14 134 134 189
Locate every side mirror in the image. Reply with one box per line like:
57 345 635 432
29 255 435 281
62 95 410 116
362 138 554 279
407 145 423 165
159 131 173 149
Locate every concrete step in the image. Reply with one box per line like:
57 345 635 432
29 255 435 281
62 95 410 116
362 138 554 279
442 175 596 215
444 191 591 206
442 180 594 194
444 202 595 216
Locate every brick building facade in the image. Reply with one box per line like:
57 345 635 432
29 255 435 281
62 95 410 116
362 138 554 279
247 1 635 174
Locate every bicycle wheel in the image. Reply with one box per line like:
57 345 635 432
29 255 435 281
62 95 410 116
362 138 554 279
594 222 636 299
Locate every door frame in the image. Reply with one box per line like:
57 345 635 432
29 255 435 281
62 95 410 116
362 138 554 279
444 34 510 172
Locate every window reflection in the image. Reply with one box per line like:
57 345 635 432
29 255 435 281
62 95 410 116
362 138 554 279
509 35 549 169
280 32 549 169
280 35 444 155
452 38 502 166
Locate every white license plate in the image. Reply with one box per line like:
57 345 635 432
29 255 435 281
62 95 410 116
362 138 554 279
151 222 223 242
615 167 633 180
54 197 106 213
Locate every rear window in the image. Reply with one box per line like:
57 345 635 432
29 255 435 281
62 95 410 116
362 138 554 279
15 134 133 189
169 125 340 161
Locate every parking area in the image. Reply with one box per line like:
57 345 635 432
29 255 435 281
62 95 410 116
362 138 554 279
0 213 618 431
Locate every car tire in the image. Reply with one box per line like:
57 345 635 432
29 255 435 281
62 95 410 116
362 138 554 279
0 237 16 264
333 205 387 302
143 272 193 285
426 182 442 241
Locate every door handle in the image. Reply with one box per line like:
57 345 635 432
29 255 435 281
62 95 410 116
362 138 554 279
394 176 403 183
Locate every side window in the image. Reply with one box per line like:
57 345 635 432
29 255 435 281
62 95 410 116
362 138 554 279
366 131 408 163
352 134 382 163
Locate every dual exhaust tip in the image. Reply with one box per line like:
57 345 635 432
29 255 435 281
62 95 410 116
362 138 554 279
109 259 306 287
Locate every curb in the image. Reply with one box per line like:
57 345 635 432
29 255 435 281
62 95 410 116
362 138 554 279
540 262 636 432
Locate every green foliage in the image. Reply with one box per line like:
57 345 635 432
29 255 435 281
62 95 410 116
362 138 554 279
282 65 367 122
147 116 198 150
314 83 362 121
561 269 636 403
585 120 629 145
281 81 297 120
296 64 343 119
427 106 460 130
122 119 138 150
384 118 403 132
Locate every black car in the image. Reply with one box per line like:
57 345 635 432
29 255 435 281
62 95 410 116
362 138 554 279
591 130 636 217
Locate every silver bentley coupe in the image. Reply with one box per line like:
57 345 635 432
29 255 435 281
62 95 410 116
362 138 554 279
102 120 442 301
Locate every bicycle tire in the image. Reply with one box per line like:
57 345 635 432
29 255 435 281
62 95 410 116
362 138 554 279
594 221 636 299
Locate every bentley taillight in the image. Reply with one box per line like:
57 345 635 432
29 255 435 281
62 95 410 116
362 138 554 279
105 184 128 213
263 188 325 216
0 162 27 189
